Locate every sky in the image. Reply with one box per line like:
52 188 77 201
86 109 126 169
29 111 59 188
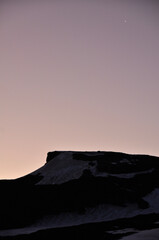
0 0 159 179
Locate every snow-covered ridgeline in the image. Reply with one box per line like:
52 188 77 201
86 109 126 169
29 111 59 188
31 152 155 185
32 152 89 185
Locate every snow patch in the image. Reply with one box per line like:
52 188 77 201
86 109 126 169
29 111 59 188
120 159 132 164
144 188 159 212
0 202 158 237
107 228 137 235
31 152 155 184
108 168 154 178
32 152 90 185
94 169 154 179
121 228 159 240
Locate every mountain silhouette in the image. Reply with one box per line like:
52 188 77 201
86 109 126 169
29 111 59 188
0 151 159 239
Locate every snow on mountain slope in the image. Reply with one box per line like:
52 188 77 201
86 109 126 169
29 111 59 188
144 189 159 212
0 203 156 236
31 151 90 184
1 188 159 237
121 228 159 240
31 151 159 185
0 151 159 239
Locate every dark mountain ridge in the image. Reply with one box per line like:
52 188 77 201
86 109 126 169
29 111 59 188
0 151 159 239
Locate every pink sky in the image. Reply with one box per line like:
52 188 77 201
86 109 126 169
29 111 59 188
0 0 159 179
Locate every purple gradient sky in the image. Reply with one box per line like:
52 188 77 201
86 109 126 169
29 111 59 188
0 0 159 179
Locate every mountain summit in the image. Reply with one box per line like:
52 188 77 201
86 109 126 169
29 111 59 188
0 151 159 239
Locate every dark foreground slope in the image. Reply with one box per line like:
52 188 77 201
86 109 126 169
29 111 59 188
0 151 159 240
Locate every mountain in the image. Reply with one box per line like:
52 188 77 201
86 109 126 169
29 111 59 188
0 151 159 240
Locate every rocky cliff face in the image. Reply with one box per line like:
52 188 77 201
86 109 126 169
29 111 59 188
0 151 159 240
